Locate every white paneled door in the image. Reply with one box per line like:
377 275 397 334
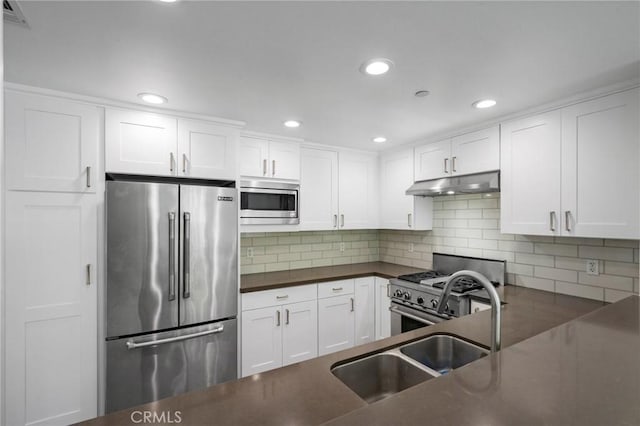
561 88 640 238
300 148 339 230
354 278 375 346
318 295 355 356
450 126 500 176
414 139 451 181
282 301 318 366
5 91 99 193
268 140 300 180
241 306 283 376
375 278 391 340
5 192 97 426
177 119 238 180
338 152 378 229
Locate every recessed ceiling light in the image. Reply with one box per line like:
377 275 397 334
372 136 387 143
360 58 394 76
283 120 302 128
447 191 455 195
158 0 178 3
138 93 168 105
472 99 497 109
414 90 430 98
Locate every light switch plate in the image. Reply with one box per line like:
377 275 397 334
586 259 599 275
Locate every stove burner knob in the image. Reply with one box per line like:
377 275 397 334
416 297 425 305
403 291 411 301
394 289 403 297
430 299 438 309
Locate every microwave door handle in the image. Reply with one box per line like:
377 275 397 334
183 212 191 299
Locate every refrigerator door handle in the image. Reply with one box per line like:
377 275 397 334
125 324 225 350
168 212 176 301
183 212 191 298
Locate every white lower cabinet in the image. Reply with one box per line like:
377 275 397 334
5 191 98 425
375 277 391 340
241 285 317 377
471 299 491 313
354 277 376 346
318 294 355 356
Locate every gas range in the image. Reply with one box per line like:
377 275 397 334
389 254 506 319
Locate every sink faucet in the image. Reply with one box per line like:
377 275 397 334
436 270 501 352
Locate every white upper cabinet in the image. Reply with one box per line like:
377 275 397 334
177 119 238 180
6 91 99 193
501 110 562 235
239 135 300 180
414 139 451 181
300 147 339 230
450 126 500 176
501 87 639 239
338 151 379 229
379 148 432 230
414 126 499 181
560 89 639 239
105 108 177 176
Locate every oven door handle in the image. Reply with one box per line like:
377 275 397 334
389 306 436 326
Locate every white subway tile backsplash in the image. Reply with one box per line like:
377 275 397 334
456 229 483 239
579 246 634 262
578 273 634 292
498 240 534 253
443 200 468 210
555 281 604 301
455 209 482 219
515 253 555 267
604 289 636 303
534 243 578 257
468 219 499 229
468 239 498 250
604 261 639 278
468 199 499 209
515 275 555 292
534 266 578 283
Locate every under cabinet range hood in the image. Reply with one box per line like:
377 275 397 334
406 171 500 197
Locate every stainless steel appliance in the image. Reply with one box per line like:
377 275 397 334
405 170 499 197
389 253 505 335
105 180 238 413
240 180 299 225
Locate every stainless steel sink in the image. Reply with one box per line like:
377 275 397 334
400 334 488 374
331 353 434 403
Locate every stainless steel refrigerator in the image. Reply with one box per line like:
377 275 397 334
105 180 238 413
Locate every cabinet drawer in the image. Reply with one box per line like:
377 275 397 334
242 284 317 311
318 279 355 299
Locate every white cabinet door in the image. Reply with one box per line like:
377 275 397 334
241 306 283 377
5 91 99 193
380 149 414 230
239 136 269 178
338 151 379 229
414 139 451 181
269 140 300 180
5 192 97 425
282 300 318 366
177 119 238 180
105 109 177 176
451 126 499 176
501 111 562 235
318 295 355 356
300 148 339 230
375 278 391 340
354 278 375 346
561 89 640 239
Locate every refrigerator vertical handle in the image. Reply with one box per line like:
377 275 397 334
183 212 191 298
168 212 176 301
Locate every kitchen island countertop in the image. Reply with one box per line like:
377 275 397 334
78 282 639 426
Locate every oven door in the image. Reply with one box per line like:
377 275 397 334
389 302 447 336
240 182 299 224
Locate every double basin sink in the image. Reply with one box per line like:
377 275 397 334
331 334 488 404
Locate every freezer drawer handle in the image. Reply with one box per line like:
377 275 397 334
183 212 191 298
125 325 225 350
168 212 176 301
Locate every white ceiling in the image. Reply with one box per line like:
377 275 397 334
5 1 640 151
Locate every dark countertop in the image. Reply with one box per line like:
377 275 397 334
240 261 424 293
81 285 621 426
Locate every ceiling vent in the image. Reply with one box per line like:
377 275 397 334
4 0 28 27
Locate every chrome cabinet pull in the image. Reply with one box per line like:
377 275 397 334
126 325 224 350
272 160 276 176
86 166 91 188
86 264 91 286
276 295 289 300
340 214 345 228
182 154 188 174
408 213 412 228
333 214 338 228
332 287 343 292
183 212 191 298
168 212 176 301
565 211 571 232
350 297 354 312
170 152 175 172
452 156 457 172
263 159 267 176
444 158 448 173
549 211 556 232
276 310 281 326
285 309 290 325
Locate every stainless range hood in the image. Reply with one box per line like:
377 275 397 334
406 171 500 197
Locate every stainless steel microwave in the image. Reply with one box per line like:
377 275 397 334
240 180 299 225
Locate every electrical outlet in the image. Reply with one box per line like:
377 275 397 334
409 243 415 253
586 259 599 276
340 242 345 252
247 247 254 258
